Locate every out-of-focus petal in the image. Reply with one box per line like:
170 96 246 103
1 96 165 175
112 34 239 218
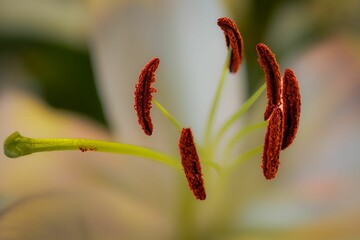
238 35 360 237
0 189 172 240
0 89 173 238
89 0 244 148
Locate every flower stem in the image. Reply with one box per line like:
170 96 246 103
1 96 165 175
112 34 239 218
152 99 222 175
214 83 266 147
226 145 263 175
152 98 182 131
225 121 267 156
204 49 231 144
4 131 181 169
220 121 266 168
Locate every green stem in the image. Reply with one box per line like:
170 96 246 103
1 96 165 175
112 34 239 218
177 180 197 240
204 49 231 144
214 83 266 147
221 121 266 167
202 159 222 174
225 121 267 156
153 98 182 131
226 145 263 175
152 99 222 174
4 131 181 169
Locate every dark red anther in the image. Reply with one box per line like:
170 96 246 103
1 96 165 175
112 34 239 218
281 68 301 150
178 128 206 200
134 58 160 136
256 43 282 120
262 107 283 180
217 17 244 73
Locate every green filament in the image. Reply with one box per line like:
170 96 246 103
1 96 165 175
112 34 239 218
204 49 232 144
152 98 182 131
226 121 267 154
226 145 263 174
4 131 181 170
214 83 266 146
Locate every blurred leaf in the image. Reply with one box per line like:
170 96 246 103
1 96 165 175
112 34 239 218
0 35 107 126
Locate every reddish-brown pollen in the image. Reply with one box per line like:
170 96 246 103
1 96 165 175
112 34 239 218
258 44 302 179
281 68 301 150
178 128 206 200
217 17 244 73
79 147 96 152
262 107 283 180
134 58 160 136
256 43 282 120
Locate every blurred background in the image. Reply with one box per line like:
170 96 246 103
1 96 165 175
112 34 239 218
0 0 360 239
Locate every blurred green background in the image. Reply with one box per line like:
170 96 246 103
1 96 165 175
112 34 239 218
0 0 107 125
0 36 107 124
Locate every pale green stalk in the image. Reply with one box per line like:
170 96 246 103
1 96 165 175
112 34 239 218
201 157 222 174
225 121 267 156
225 145 263 175
153 98 221 173
4 131 181 170
153 98 182 131
220 121 266 167
203 49 231 144
213 83 266 147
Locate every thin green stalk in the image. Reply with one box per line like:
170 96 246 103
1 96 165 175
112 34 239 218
201 158 222 174
204 49 231 144
153 98 182 131
221 121 266 166
177 179 197 240
152 99 221 173
225 121 267 155
226 145 263 175
214 83 266 147
4 131 181 169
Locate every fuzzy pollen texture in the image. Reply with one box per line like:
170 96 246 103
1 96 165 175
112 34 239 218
217 17 244 73
262 107 284 180
178 128 206 200
281 68 301 150
134 58 160 136
256 43 282 120
258 44 302 179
